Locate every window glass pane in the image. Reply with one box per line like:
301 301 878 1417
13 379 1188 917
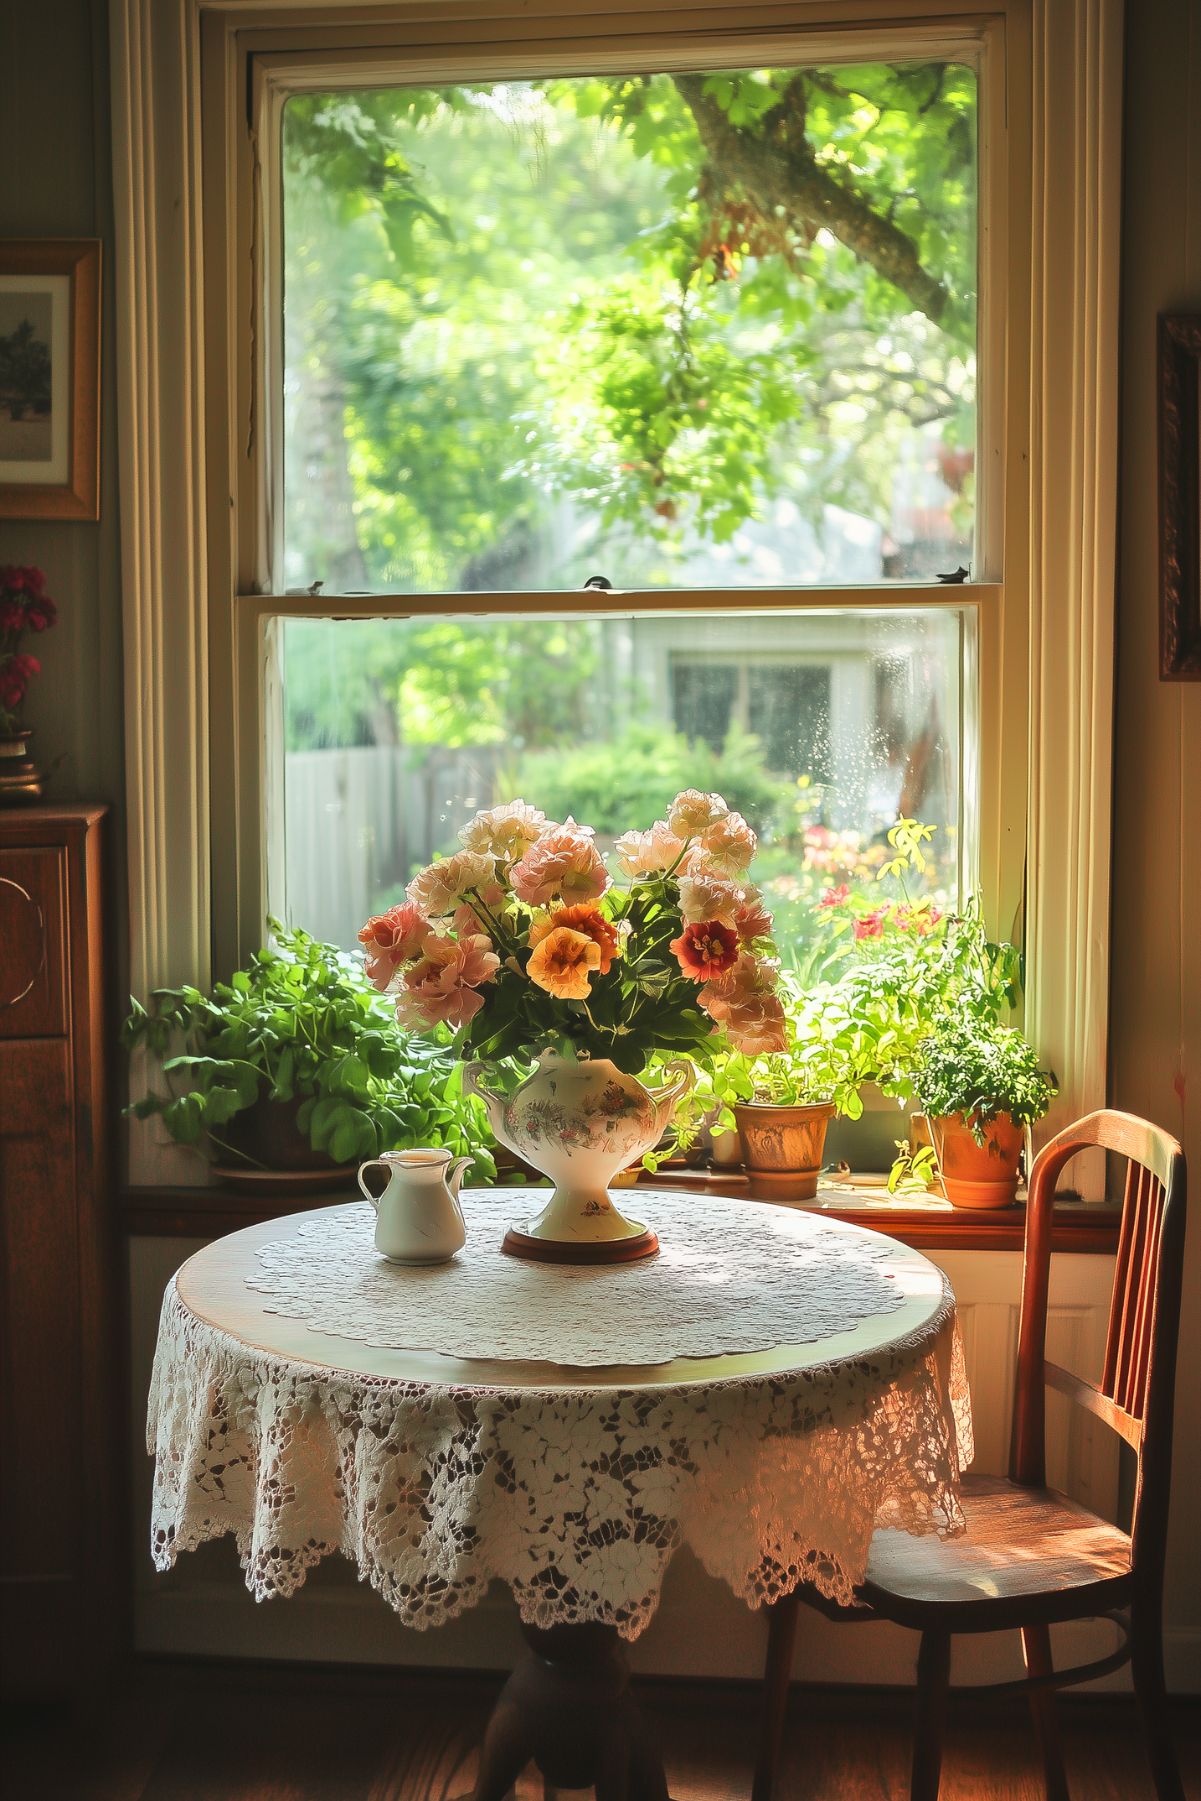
279 608 964 959
282 63 977 593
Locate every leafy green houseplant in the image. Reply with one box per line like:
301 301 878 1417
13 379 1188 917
911 1019 1057 1209
122 922 495 1181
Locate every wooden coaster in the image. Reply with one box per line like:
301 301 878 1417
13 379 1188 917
501 1225 660 1264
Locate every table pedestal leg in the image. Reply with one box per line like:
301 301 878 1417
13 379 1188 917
470 1620 672 1801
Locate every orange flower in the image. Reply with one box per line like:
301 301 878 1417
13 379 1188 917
526 926 602 999
530 903 620 974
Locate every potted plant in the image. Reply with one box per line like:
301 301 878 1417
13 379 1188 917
909 1019 1057 1208
122 920 496 1187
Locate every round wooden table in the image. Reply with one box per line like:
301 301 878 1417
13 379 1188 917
151 1196 970 1800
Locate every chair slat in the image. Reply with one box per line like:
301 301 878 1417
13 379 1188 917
1101 1162 1139 1393
1109 1164 1150 1408
1127 1178 1164 1420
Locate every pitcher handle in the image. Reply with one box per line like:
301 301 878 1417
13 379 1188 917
645 1058 695 1116
357 1159 389 1209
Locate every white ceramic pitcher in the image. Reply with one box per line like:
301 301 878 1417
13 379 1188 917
357 1148 471 1264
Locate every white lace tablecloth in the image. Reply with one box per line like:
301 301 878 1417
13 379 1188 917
148 1193 973 1640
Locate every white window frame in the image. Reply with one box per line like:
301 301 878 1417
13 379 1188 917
110 0 1121 1189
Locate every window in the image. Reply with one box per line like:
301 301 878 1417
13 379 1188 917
254 33 997 973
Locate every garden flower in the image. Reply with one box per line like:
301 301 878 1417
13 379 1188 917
852 908 887 941
407 849 498 919
699 809 757 875
510 819 609 908
670 920 740 982
530 902 620 974
818 883 851 909
613 819 685 878
356 901 431 989
677 869 742 926
526 926 601 999
394 931 500 1031
459 799 547 864
668 789 728 839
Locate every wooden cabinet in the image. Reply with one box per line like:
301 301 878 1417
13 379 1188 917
0 805 116 1700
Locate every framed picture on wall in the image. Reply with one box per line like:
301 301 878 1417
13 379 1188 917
1158 311 1201 680
0 239 100 521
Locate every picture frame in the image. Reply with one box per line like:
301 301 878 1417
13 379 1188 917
1158 312 1201 680
0 239 101 521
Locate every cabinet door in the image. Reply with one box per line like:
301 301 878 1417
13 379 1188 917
0 847 68 1037
0 1037 78 1696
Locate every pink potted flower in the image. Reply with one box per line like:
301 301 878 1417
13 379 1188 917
0 564 56 801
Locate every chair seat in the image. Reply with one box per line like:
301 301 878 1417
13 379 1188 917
860 1473 1132 1630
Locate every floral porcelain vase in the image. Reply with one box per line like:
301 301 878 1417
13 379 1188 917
465 1048 693 1261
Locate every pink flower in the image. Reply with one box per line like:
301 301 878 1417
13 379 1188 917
699 810 757 875
509 819 609 907
459 799 547 863
677 869 743 926
700 954 787 1054
451 881 508 940
613 819 685 878
734 892 774 942
852 908 887 941
818 883 851 909
407 849 498 919
668 789 729 839
356 901 430 991
394 932 500 1032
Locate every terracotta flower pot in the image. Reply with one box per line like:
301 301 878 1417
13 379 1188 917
734 1101 835 1199
929 1111 1024 1208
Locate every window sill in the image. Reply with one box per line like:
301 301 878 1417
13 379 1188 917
120 1178 1118 1253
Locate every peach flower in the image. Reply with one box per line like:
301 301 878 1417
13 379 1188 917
393 932 500 1032
530 903 620 974
613 819 686 879
459 799 547 864
677 869 743 926
510 819 609 908
734 892 774 943
699 810 757 875
407 850 497 919
356 901 430 990
526 926 602 999
670 920 740 981
452 880 508 940
700 953 788 1054
668 789 728 839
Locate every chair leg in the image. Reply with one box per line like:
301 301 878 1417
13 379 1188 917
910 1629 951 1801
1020 1624 1070 1801
752 1589 801 1801
1131 1597 1185 1801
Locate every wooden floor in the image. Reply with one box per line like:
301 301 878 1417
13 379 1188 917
3 1661 1198 1801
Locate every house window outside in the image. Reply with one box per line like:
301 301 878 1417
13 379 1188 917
269 52 983 967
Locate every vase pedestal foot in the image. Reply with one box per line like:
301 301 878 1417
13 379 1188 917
501 1224 659 1264
469 1621 673 1801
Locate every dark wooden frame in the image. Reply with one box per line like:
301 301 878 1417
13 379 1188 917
1158 312 1201 679
755 1109 1187 1801
0 239 101 521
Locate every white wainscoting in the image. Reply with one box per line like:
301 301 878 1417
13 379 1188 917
129 1237 1196 1691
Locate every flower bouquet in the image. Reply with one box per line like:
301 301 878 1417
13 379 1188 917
359 791 784 1259
0 564 57 801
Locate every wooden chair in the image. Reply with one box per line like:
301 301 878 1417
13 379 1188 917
754 1110 1187 1801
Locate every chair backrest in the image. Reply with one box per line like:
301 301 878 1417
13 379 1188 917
1010 1110 1186 1583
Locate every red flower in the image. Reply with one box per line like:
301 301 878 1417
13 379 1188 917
818 883 851 909
852 908 887 941
670 919 740 981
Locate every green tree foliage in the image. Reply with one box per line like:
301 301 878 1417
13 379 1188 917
282 61 977 600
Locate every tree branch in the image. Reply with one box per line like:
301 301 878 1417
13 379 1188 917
672 72 959 335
